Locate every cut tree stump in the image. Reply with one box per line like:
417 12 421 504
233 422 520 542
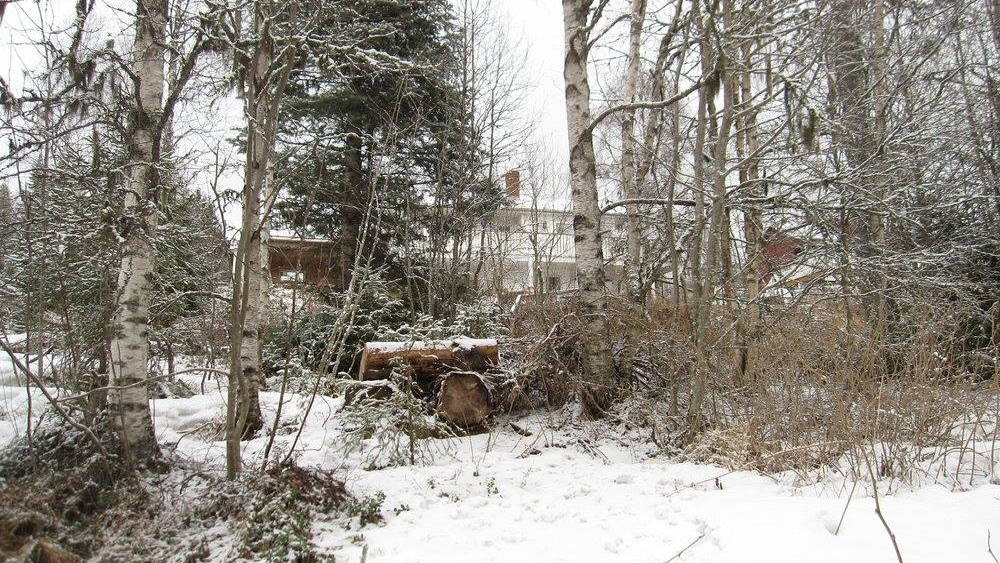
436 371 491 427
358 338 498 381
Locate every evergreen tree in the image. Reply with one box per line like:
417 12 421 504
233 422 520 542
275 0 496 310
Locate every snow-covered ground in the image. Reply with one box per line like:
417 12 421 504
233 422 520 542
1 353 999 562
339 446 1000 563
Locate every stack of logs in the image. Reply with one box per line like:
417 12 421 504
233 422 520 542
353 338 498 427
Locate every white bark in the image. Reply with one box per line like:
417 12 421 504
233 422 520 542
621 0 647 303
870 0 888 331
562 0 613 415
689 0 736 431
110 0 167 459
737 37 764 383
227 3 295 477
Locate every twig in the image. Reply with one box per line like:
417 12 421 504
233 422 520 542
665 533 705 562
664 440 849 499
988 529 999 563
508 421 532 436
0 340 110 459
835 479 858 535
169 367 231 378
262 290 299 472
865 453 904 563
53 374 170 404
576 436 610 464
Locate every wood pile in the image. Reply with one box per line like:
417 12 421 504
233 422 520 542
356 338 498 427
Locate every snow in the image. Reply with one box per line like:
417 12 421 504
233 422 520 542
1 379 998 562
366 338 499 353
324 426 1000 563
0 352 17 387
0 348 58 443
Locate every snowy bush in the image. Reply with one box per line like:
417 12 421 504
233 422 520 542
375 299 509 342
233 463 348 562
262 267 410 390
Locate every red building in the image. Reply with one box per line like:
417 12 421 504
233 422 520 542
267 236 342 288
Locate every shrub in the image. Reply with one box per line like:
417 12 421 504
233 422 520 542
234 462 348 562
338 365 456 469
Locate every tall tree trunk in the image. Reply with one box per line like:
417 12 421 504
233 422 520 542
869 0 888 333
736 37 764 384
688 0 712 323
227 3 296 477
236 177 265 441
341 131 363 289
562 0 613 417
110 0 167 461
690 0 735 433
235 23 274 446
621 0 647 304
829 0 879 329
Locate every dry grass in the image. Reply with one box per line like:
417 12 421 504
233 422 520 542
507 298 999 484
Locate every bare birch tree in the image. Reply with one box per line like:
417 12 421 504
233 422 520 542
562 0 615 415
620 0 647 304
225 0 300 477
110 0 170 460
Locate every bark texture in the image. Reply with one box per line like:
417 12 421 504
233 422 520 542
227 3 295 477
110 0 167 460
621 0 648 303
562 0 613 416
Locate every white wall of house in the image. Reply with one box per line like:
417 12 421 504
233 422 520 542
476 205 626 294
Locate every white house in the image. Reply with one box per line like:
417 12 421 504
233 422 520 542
267 170 628 297
476 171 626 296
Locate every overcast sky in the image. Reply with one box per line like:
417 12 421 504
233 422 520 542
499 0 569 161
1 1 570 144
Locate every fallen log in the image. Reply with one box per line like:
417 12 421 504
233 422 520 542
356 338 499 428
358 338 498 381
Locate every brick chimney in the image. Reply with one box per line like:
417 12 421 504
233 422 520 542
505 170 520 199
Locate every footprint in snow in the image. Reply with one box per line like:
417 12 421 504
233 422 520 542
818 509 841 535
604 537 624 553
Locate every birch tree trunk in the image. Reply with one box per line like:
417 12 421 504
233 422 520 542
562 0 614 416
829 0 887 333
869 0 888 333
229 24 270 462
227 2 296 477
110 0 167 460
690 0 735 432
236 175 264 441
688 0 710 322
828 0 871 327
621 0 647 304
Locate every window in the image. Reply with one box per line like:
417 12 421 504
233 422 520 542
280 269 304 283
